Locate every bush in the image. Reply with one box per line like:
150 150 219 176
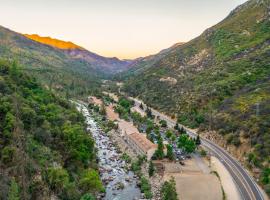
79 169 104 193
8 178 20 200
140 177 152 199
1 146 15 164
80 193 96 200
46 168 69 193
161 178 178 200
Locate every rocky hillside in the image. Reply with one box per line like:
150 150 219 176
123 0 270 194
24 34 132 74
0 60 103 199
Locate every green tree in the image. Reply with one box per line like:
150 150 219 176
8 178 20 200
178 134 196 153
165 130 173 139
140 103 144 110
100 103 106 116
161 177 178 200
160 120 167 128
146 107 153 118
174 123 179 131
47 168 69 193
148 161 155 177
166 144 175 161
79 169 104 193
80 193 96 200
153 137 164 160
195 135 201 146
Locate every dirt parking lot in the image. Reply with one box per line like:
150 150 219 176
164 173 222 200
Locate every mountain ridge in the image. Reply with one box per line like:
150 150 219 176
122 0 270 195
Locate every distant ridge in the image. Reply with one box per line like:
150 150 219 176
24 34 83 50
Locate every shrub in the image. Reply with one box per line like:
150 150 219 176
161 178 178 200
1 146 15 164
7 178 20 200
79 169 104 193
46 168 69 193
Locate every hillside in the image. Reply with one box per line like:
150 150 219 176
114 42 184 79
24 34 132 74
0 60 103 199
122 0 270 194
24 34 83 49
0 25 102 96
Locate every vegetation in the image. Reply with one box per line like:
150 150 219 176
0 60 102 199
166 144 175 161
139 176 153 199
161 177 178 200
148 161 155 177
152 137 164 160
122 0 270 193
178 135 196 153
115 97 134 120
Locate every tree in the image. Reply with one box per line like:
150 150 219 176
178 134 196 153
153 137 164 160
174 123 179 131
195 135 201 146
100 103 106 116
146 107 153 118
165 130 173 139
80 193 96 200
148 161 155 177
166 144 174 161
160 120 167 128
47 168 69 193
161 177 178 200
140 103 144 110
79 169 104 193
8 178 20 200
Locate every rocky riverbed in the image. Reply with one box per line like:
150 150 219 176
75 102 141 200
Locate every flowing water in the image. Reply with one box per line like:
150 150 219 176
75 102 141 200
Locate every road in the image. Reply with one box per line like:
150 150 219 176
130 97 266 200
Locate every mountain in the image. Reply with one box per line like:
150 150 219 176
114 42 184 79
0 60 103 199
24 34 132 74
0 25 102 96
122 0 270 194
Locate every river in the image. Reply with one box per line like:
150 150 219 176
75 102 141 200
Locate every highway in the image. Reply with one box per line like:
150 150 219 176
130 97 266 200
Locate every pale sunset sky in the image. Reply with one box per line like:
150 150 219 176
0 0 247 59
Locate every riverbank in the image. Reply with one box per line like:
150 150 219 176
75 102 142 200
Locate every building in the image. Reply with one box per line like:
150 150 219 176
118 120 139 136
126 132 157 160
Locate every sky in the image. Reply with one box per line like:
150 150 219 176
0 0 248 59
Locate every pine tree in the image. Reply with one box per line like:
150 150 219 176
166 144 174 161
196 135 201 146
148 161 155 177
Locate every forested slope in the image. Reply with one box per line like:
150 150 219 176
0 60 103 199
123 0 270 193
0 26 101 97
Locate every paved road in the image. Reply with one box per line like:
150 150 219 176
130 97 266 200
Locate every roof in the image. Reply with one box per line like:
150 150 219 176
128 132 157 153
118 120 139 135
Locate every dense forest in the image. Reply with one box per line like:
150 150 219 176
122 0 270 193
0 60 103 199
